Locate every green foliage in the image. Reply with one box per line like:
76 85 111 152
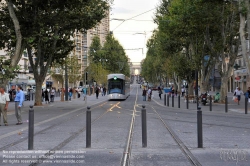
0 0 110 79
88 35 130 80
142 0 239 87
86 63 109 86
0 56 20 82
68 55 81 84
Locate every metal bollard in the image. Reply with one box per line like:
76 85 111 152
197 107 203 148
28 105 34 150
86 106 91 148
245 97 248 114
164 94 166 106
225 96 228 113
141 105 147 147
167 94 169 107
172 95 174 107
209 95 212 111
178 95 180 108
186 95 189 109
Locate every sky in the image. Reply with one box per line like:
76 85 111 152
110 0 160 63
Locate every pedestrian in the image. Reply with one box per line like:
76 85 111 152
103 87 106 96
0 86 10 126
244 87 250 103
235 87 243 105
14 85 24 125
69 88 73 100
142 87 147 101
171 87 175 97
50 88 55 102
181 87 185 97
83 88 87 101
100 87 103 96
95 87 99 99
158 86 162 100
44 89 50 104
42 89 44 102
147 88 152 101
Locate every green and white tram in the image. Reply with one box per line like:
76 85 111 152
107 74 130 100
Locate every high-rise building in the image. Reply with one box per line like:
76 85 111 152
71 11 110 86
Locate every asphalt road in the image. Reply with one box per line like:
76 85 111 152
0 80 250 166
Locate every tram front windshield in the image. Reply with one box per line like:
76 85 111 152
108 78 124 94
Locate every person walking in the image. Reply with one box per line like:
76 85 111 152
44 89 50 104
69 88 73 100
103 87 107 96
147 88 152 101
95 87 99 99
42 89 45 102
235 87 243 105
142 87 147 101
171 87 175 97
0 86 10 126
14 85 24 125
181 87 185 97
83 87 87 101
50 88 55 102
158 86 162 100
100 87 104 96
244 87 250 103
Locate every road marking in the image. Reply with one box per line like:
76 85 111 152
0 99 108 140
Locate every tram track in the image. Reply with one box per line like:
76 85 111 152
121 85 139 166
0 101 110 151
28 101 121 166
150 106 202 166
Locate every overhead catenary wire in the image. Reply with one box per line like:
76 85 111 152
112 7 157 31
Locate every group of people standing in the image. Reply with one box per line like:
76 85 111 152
42 88 56 104
142 87 154 101
0 85 24 126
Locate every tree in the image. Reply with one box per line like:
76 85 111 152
68 55 81 87
102 34 130 76
0 0 110 105
239 0 250 76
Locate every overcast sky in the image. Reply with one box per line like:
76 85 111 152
110 0 160 63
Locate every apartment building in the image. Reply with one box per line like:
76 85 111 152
53 11 110 87
233 40 250 92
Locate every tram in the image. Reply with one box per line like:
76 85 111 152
107 73 130 100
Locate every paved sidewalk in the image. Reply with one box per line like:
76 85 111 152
148 90 250 114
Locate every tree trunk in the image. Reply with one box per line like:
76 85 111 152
7 0 23 67
188 81 194 96
34 80 43 106
239 0 250 74
61 88 64 101
219 76 228 103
